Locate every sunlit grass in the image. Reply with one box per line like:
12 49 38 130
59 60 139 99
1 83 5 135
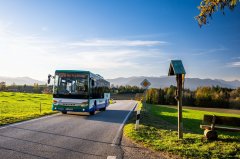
124 102 240 158
0 92 56 126
151 104 240 135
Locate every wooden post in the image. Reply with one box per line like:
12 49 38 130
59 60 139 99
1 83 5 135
177 74 183 139
40 102 42 114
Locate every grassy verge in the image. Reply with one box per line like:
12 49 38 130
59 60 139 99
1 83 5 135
0 92 56 126
124 102 240 158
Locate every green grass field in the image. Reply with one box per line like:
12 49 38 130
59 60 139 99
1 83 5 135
124 102 240 158
151 105 240 135
0 92 55 126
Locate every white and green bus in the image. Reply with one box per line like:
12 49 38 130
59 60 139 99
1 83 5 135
49 70 110 115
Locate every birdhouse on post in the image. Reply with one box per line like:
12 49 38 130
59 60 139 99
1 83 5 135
168 60 186 139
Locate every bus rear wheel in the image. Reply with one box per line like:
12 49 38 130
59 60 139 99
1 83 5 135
89 110 95 115
101 100 107 111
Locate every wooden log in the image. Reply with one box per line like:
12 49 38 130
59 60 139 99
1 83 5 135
204 129 218 140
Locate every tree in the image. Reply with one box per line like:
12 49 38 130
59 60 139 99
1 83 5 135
158 88 166 104
195 87 212 106
0 82 6 91
196 0 239 27
33 83 40 93
164 85 177 105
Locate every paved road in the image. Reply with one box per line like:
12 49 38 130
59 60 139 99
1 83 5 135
0 100 137 159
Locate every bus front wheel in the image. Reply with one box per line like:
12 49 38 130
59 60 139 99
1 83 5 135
61 111 67 114
89 108 95 115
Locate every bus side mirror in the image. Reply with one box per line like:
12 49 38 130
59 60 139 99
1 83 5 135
48 74 51 84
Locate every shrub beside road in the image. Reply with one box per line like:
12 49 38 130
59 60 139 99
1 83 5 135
109 99 116 104
124 102 240 158
0 92 56 126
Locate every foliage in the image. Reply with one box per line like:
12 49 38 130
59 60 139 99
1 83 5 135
146 88 159 104
0 82 6 91
146 86 240 109
110 85 145 94
134 93 144 101
196 0 239 27
0 92 55 126
109 99 116 104
124 103 240 158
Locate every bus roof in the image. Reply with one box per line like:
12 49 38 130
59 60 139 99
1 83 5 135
55 70 109 85
55 70 90 74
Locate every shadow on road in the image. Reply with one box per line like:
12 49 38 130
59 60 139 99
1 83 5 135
64 109 133 124
0 126 142 149
87 109 133 124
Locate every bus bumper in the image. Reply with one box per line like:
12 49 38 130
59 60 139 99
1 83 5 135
52 105 89 112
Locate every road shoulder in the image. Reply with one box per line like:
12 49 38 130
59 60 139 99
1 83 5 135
121 135 179 159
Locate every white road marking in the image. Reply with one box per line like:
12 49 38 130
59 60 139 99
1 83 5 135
111 101 138 146
0 113 60 130
107 156 116 159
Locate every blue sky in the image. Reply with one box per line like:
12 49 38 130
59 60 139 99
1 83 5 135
0 0 239 81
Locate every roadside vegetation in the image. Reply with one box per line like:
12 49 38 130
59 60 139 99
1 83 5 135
145 86 240 109
109 85 240 110
0 92 55 126
124 102 240 158
109 99 116 104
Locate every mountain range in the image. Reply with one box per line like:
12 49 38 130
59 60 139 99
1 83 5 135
0 76 240 90
0 76 46 85
107 76 240 90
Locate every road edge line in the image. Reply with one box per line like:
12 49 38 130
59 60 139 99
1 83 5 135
111 101 138 146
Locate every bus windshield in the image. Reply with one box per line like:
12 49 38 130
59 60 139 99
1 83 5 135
53 73 89 99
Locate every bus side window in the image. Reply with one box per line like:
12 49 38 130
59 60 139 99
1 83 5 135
91 80 95 87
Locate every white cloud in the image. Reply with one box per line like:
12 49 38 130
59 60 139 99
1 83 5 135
228 61 240 67
0 23 169 80
68 39 167 47
191 47 227 56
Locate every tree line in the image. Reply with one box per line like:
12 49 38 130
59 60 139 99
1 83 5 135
0 82 52 94
145 86 240 109
1 81 239 109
